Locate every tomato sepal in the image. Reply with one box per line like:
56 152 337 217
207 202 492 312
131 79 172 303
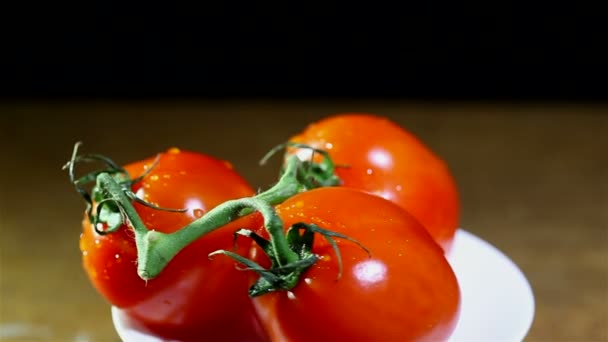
261 142 342 190
95 198 123 233
210 222 369 297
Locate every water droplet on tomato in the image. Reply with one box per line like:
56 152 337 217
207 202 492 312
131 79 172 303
366 168 373 175
395 185 403 191
353 260 387 286
82 250 88 256
94 239 101 248
150 175 159 181
162 174 171 179
304 278 312 285
193 209 205 218
115 254 120 259
287 291 296 300
324 142 333 150
294 201 304 208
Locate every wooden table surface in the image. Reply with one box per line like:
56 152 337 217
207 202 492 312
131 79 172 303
1 101 606 341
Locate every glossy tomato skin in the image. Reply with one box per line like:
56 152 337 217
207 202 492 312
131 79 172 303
79 148 268 342
250 187 461 342
289 113 460 252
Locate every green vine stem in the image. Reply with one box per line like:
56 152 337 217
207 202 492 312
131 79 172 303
68 142 343 281
97 172 299 279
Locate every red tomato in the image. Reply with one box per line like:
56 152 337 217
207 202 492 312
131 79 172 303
250 187 461 342
288 113 460 252
79 148 268 342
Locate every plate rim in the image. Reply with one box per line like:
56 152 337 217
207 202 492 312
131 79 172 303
446 229 535 342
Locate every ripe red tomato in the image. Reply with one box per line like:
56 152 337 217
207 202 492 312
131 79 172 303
79 148 268 342
288 113 460 252
249 187 461 341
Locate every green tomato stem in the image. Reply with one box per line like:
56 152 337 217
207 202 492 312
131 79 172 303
137 197 299 280
255 155 306 204
95 154 314 281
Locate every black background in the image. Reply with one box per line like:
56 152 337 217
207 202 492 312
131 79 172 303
3 4 606 101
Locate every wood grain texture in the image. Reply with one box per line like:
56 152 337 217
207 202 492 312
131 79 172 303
0 101 606 341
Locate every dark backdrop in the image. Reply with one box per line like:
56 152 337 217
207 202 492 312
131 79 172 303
3 4 605 101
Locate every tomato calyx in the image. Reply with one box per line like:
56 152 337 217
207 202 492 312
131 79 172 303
63 142 186 235
210 223 370 297
258 142 341 197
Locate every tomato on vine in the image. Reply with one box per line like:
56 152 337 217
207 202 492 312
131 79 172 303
71 145 267 342
287 113 460 252
235 187 461 342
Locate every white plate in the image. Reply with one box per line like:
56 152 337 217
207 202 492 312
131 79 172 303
112 229 535 342
446 229 534 342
